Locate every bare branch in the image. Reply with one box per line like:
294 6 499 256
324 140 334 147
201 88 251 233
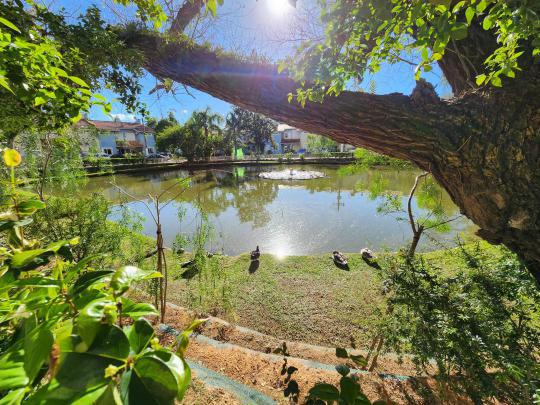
407 172 429 235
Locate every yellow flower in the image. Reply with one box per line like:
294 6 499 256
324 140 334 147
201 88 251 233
104 364 119 378
3 149 21 167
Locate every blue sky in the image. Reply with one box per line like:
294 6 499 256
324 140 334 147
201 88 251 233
50 0 452 124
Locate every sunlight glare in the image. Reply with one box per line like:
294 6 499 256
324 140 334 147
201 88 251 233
267 0 292 16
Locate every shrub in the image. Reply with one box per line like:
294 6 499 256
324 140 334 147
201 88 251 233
0 149 203 403
27 194 144 263
380 245 540 403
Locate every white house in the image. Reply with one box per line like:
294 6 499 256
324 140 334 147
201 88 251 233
267 124 310 153
269 124 354 154
75 118 157 156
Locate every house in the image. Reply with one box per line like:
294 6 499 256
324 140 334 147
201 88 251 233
269 124 354 154
75 118 157 156
268 124 310 154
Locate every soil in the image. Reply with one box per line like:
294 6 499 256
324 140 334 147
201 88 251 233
183 378 242 405
155 304 470 405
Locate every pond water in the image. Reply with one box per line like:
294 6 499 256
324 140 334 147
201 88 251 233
75 164 475 256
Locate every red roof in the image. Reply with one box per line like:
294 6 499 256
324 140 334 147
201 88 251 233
76 119 154 133
281 138 301 144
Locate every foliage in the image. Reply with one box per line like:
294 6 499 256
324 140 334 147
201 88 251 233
225 106 277 155
176 209 231 316
282 0 540 104
306 134 338 153
0 149 200 404
155 108 224 160
150 111 179 151
380 244 540 403
27 194 141 264
340 149 411 172
357 172 456 255
307 364 384 404
0 0 167 143
0 10 95 143
17 129 87 199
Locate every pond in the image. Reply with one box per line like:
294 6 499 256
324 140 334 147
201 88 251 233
75 164 475 256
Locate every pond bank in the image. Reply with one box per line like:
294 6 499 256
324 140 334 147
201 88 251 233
86 156 357 177
148 241 497 349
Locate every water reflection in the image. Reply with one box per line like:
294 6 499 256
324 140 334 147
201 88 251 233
66 165 475 255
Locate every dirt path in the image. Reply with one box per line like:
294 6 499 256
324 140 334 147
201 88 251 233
158 305 470 404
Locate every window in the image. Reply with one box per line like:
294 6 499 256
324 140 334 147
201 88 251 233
103 148 112 155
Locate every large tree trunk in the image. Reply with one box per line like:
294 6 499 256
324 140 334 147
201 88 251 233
122 30 540 282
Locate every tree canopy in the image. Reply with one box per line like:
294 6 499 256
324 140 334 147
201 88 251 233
283 0 540 104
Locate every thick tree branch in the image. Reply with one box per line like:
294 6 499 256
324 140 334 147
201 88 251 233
123 31 461 170
121 29 540 280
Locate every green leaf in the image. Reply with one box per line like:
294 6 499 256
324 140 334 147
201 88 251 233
476 0 488 13
491 75 502 87
340 376 361 403
70 270 114 296
34 96 47 107
482 16 493 30
308 383 340 401
350 354 368 368
86 325 130 361
24 327 54 382
150 350 191 401
17 199 46 215
0 17 21 33
335 364 350 377
335 347 348 358
55 353 111 392
129 356 179 403
465 7 475 25
76 299 117 350
0 351 28 391
121 297 157 320
475 74 487 85
421 47 429 61
68 76 89 88
110 266 161 295
176 318 208 358
126 318 155 354
14 277 60 288
206 0 218 16
0 387 26 404
450 23 468 40
94 383 122 405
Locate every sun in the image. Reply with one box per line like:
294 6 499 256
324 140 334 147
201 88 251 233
267 0 292 16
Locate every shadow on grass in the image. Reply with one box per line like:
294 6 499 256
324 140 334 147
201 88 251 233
333 262 350 271
248 260 260 274
362 258 381 270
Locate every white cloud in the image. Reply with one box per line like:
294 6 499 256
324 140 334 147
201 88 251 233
110 113 137 122
181 109 189 114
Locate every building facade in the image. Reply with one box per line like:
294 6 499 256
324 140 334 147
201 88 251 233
75 118 156 156
269 124 354 154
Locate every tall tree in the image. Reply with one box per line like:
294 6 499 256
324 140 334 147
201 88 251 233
226 107 277 155
2 1 540 280
119 0 540 281
188 107 224 158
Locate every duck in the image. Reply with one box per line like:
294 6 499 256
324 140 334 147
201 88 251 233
332 251 348 266
181 259 195 268
250 246 260 261
360 248 374 260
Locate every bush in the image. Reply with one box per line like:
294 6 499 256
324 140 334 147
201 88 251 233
0 149 202 403
27 194 144 263
380 244 540 403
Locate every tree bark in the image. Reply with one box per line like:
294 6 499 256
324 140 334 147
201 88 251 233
122 31 540 282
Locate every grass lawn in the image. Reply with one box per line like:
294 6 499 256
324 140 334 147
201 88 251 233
156 242 502 348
